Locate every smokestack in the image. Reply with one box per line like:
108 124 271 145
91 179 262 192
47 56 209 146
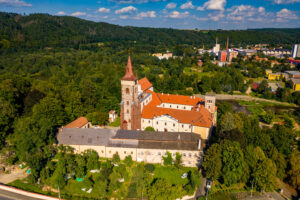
216 37 218 44
226 37 229 51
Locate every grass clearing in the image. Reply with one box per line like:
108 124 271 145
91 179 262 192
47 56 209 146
154 166 190 185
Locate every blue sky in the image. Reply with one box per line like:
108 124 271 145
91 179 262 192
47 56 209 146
1 0 300 29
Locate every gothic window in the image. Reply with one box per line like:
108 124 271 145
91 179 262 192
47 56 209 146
126 88 129 94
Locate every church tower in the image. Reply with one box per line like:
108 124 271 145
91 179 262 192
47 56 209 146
120 56 141 130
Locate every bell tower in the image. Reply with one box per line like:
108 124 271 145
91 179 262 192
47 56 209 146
120 56 141 130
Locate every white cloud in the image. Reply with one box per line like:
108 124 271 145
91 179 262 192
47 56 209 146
110 0 166 4
0 0 31 7
180 1 194 9
225 5 273 22
273 0 300 4
258 6 265 13
56 11 66 15
71 12 86 16
197 0 226 11
137 11 156 18
276 8 298 22
115 6 137 14
167 11 189 18
98 7 110 13
166 2 176 9
208 12 224 21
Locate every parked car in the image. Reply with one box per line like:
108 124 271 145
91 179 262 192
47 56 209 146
181 173 188 179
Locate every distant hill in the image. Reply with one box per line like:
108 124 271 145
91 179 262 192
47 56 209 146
1 12 300 51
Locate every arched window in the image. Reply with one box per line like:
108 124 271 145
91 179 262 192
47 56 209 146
126 88 129 94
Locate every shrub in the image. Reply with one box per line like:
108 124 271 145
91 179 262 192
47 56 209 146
145 126 155 131
124 155 133 167
145 164 155 172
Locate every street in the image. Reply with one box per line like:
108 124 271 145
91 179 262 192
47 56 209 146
0 188 44 200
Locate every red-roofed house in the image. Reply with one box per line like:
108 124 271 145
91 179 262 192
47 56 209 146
120 56 217 140
64 117 91 128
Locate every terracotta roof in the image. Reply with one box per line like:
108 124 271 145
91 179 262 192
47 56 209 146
142 106 212 128
64 117 88 128
138 78 152 91
122 56 138 81
157 93 204 106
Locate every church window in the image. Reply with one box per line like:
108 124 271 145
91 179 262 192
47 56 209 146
126 88 129 94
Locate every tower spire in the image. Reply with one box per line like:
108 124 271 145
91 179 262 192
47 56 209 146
122 56 138 81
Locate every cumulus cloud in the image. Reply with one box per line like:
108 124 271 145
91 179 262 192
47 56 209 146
276 8 298 22
115 6 137 14
98 7 110 13
110 0 167 4
226 5 272 22
0 0 31 7
71 12 86 16
197 0 226 11
166 2 176 9
137 11 156 18
208 12 224 21
273 0 300 4
180 1 194 9
56 11 66 15
167 11 189 18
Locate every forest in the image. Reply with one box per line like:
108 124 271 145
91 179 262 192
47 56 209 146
1 12 300 53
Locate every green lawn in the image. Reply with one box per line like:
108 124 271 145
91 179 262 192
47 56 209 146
109 117 120 127
154 165 190 185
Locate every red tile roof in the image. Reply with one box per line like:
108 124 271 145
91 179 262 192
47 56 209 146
156 93 204 106
142 106 212 128
65 117 88 128
138 78 152 91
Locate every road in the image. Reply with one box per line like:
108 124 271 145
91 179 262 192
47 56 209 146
195 94 298 107
0 188 43 200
